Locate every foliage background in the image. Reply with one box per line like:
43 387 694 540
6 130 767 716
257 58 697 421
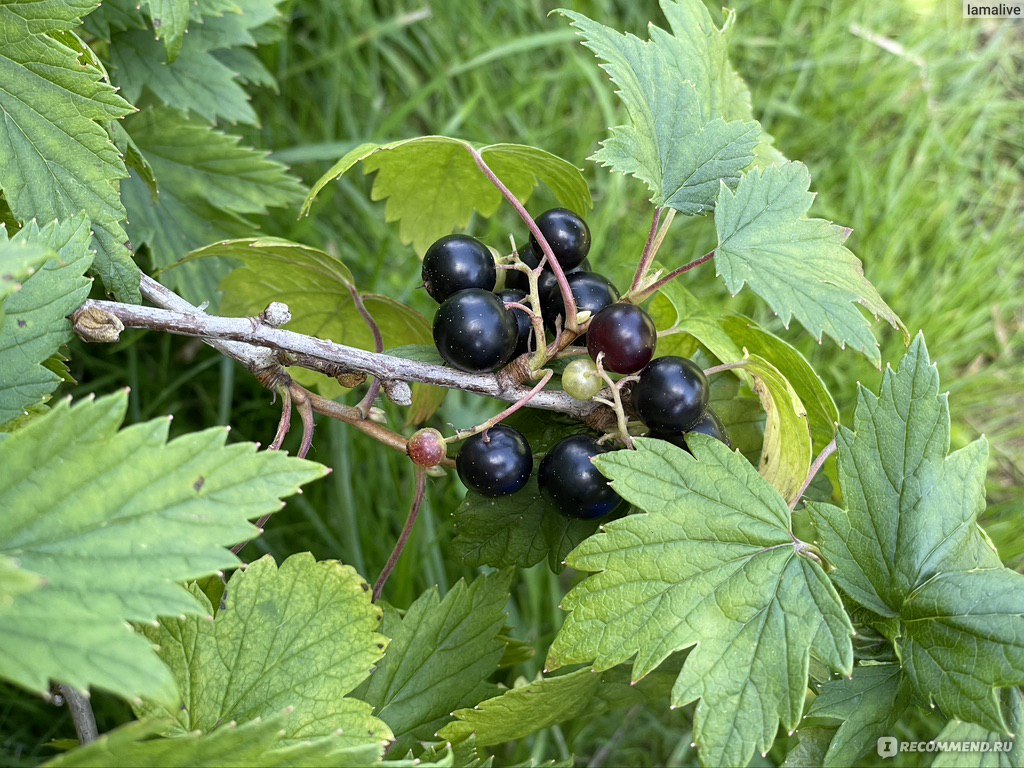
2 0 1020 765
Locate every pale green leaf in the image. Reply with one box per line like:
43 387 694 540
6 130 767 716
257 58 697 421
648 279 742 364
438 668 641 747
714 162 905 366
0 7 139 300
0 554 43 609
550 437 853 767
0 237 52 305
138 553 390 751
745 354 812 503
45 714 388 768
801 663 910 767
0 392 327 703
144 0 190 60
560 3 759 215
900 569 1024 733
302 137 592 254
933 689 1023 768
0 216 92 425
360 572 510 751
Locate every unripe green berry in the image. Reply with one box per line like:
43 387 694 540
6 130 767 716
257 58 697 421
562 358 603 401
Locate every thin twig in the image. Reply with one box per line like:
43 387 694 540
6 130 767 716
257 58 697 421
58 685 98 745
450 369 554 442
268 386 293 451
467 145 579 332
373 470 428 602
631 248 715 302
790 438 838 510
78 298 604 424
704 360 749 377
293 388 316 460
630 208 664 293
344 282 385 417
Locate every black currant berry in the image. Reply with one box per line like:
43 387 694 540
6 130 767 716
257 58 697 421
503 246 539 292
422 235 496 303
497 289 533 357
456 425 533 497
530 208 591 272
542 271 618 344
433 289 518 372
631 356 709 432
538 434 622 519
651 407 731 453
587 303 657 374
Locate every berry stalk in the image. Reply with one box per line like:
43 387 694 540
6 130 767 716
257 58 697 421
373 469 428 602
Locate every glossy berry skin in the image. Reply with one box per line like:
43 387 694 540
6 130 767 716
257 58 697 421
631 356 709 433
538 435 622 519
457 426 533 497
503 246 539 292
650 407 731 453
542 271 619 344
497 289 533 357
422 235 496 303
587 303 657 374
433 289 518 372
562 358 603 401
530 208 591 272
407 428 447 467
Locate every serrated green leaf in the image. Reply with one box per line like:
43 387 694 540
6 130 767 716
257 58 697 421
900 569 1024 733
137 553 390 751
0 238 51 305
0 554 42 609
438 667 640 747
359 572 510 751
811 335 1021 733
560 2 759 215
44 714 388 768
550 437 853 767
144 0 190 60
745 354 812 502
932 689 1023 768
110 29 256 125
0 392 327 703
0 216 92 425
181 237 436 408
801 663 910 767
714 162 905 366
721 314 838 450
302 137 592 254
0 6 139 300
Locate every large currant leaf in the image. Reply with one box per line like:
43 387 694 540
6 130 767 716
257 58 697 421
0 393 327 703
932 689 1023 768
302 137 592 254
549 437 853 767
358 572 510 751
559 1 759 215
137 554 391 754
0 1 138 300
44 714 392 768
0 216 92 425
714 162 905 366
811 335 1023 733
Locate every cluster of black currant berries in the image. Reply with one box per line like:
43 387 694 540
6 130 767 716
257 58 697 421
423 208 730 520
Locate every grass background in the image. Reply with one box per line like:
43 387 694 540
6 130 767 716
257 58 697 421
2 1 1021 765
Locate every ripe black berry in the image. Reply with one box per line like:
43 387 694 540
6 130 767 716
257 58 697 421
422 235 496 303
542 271 618 344
538 434 622 519
530 208 591 272
456 425 533 497
631 356 709 432
650 407 731 453
587 303 657 374
433 289 518 372
497 289 533 357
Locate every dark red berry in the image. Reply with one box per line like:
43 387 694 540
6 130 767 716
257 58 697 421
631 356 709 432
587 303 657 374
456 425 533 497
422 235 496 303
